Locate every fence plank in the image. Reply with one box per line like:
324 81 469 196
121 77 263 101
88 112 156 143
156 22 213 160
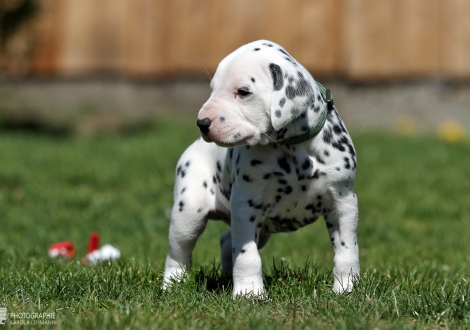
58 0 127 75
441 0 470 78
122 0 167 75
343 0 395 79
30 0 64 75
393 0 440 77
260 0 340 76
209 0 271 68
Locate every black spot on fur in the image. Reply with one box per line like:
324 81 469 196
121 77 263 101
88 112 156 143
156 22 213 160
305 95 316 108
177 165 186 178
344 157 351 169
315 154 325 164
333 124 342 134
332 142 346 152
242 174 252 182
278 179 287 185
251 77 255 82
251 159 262 166
216 161 222 172
178 200 184 212
295 72 314 97
301 158 311 170
279 49 290 57
290 107 300 117
286 85 296 99
277 157 291 174
284 186 293 194
263 173 272 179
323 127 333 144
279 98 286 107
203 181 208 188
219 116 225 122
275 110 282 118
233 133 241 140
269 63 284 91
254 48 260 51
249 215 256 222
324 149 330 157
310 170 319 180
301 185 307 192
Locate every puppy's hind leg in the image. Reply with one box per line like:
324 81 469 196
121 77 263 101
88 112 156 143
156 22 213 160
326 191 360 294
163 178 213 289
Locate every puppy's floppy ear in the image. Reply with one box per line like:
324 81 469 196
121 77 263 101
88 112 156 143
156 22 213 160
269 63 318 131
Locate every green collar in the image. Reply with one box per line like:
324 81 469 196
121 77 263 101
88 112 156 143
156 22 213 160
276 81 334 145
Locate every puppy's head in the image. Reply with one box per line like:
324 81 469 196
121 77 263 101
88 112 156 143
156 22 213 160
197 40 326 147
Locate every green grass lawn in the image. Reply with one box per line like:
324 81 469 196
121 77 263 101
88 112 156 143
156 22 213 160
1 118 469 329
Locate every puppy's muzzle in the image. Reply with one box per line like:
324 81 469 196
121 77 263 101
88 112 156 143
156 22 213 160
197 117 212 135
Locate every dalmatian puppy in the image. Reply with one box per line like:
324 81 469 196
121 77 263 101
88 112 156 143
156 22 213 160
163 40 359 297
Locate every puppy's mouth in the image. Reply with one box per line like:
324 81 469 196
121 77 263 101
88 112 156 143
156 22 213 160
201 132 258 147
197 116 261 147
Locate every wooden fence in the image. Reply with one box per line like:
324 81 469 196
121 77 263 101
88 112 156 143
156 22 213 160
24 0 470 80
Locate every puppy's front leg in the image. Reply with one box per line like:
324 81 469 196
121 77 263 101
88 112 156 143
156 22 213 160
326 189 360 293
230 190 264 297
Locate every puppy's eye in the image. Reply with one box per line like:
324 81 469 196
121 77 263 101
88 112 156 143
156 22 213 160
237 88 252 98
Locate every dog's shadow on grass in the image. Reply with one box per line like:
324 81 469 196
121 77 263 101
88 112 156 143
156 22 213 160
194 263 233 294
194 259 323 294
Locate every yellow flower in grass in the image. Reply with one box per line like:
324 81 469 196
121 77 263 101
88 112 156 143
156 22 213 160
394 115 416 136
438 120 465 143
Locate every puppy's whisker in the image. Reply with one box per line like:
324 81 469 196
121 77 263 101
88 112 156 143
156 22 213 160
263 131 275 142
203 67 213 80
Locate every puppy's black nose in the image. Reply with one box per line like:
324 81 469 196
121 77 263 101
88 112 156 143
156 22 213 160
197 117 212 135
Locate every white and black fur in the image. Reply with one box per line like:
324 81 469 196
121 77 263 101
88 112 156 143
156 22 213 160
163 40 359 297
